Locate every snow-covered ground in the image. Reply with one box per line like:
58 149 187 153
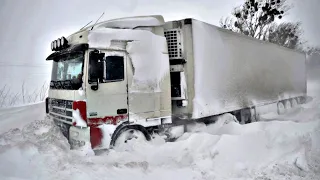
0 80 319 180
0 103 45 134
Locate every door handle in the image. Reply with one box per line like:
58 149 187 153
117 109 127 114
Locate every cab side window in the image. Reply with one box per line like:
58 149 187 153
105 56 124 81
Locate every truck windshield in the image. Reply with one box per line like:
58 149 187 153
50 52 84 90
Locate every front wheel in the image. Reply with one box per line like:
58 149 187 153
110 125 151 149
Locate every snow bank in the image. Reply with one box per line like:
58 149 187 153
88 28 169 92
0 81 319 180
0 102 44 134
103 116 320 179
0 119 70 180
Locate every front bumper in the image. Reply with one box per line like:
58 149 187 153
48 113 120 150
47 114 90 149
69 126 90 149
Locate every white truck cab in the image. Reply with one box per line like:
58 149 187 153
46 15 172 149
46 15 307 150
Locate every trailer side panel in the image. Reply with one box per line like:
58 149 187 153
190 19 306 119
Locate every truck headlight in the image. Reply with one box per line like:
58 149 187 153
53 40 57 49
57 38 61 47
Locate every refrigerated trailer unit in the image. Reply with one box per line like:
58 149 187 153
45 15 307 150
165 18 306 122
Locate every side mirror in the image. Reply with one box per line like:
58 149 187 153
89 50 105 91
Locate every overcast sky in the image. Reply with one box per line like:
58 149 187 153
0 0 319 93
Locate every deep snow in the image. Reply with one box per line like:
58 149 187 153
0 102 44 134
0 81 319 180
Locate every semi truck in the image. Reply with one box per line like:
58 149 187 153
45 15 307 150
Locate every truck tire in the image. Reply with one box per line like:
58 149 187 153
110 125 151 148
296 97 301 104
277 102 286 115
240 109 252 124
250 108 257 122
284 100 292 110
291 99 298 108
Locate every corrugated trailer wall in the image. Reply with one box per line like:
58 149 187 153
189 19 306 119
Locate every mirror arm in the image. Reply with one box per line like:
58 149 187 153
89 51 105 91
91 79 99 91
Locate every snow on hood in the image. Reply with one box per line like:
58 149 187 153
88 28 169 92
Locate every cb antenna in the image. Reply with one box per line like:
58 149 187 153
80 20 93 30
91 12 105 30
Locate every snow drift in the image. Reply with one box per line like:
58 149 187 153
0 102 44 134
0 81 319 179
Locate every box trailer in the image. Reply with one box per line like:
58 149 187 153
45 15 307 150
165 18 306 122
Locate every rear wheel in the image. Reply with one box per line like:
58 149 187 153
250 108 257 122
277 102 286 115
284 100 292 110
291 99 298 108
240 108 252 124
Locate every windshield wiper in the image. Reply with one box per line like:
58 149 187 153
62 80 73 89
50 79 82 90
50 80 64 89
50 81 60 89
50 81 56 89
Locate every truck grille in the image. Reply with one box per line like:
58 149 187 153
164 29 183 59
49 98 73 124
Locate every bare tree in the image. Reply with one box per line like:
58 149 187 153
305 46 320 55
0 85 8 107
267 22 303 49
9 92 21 106
0 86 10 107
220 0 288 40
22 81 25 104
39 82 49 101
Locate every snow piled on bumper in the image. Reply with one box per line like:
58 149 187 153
72 109 87 127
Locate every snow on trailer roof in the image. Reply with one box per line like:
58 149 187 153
69 15 165 38
199 18 305 55
85 15 165 30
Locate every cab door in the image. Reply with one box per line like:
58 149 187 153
86 50 128 124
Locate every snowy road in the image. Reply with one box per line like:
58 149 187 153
0 81 319 180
